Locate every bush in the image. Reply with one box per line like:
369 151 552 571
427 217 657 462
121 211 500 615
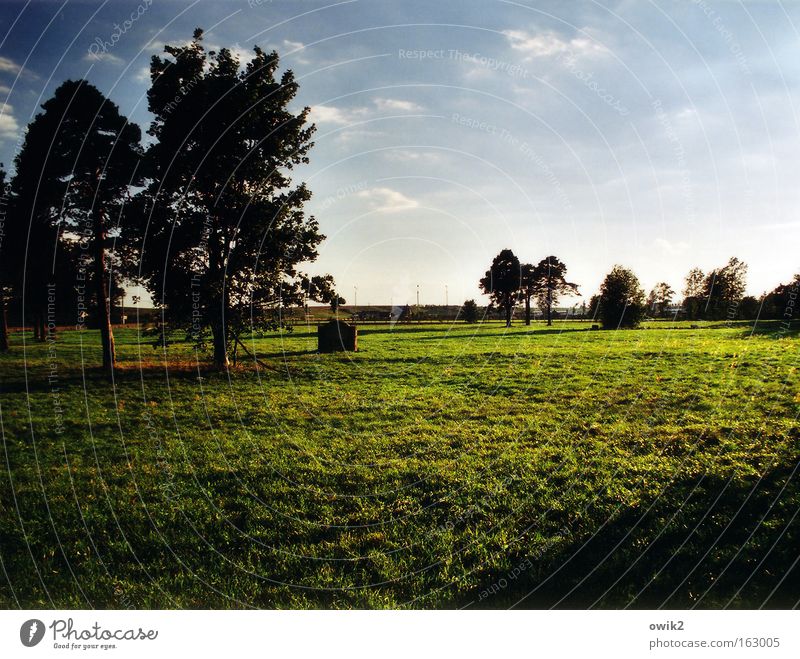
461 299 479 323
598 265 646 329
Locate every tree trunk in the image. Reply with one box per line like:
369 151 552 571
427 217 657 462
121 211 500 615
524 295 531 326
211 319 229 368
0 294 8 352
504 303 512 328
93 211 115 373
546 289 553 326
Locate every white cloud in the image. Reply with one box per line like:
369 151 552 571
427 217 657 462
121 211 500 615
144 38 193 53
356 187 419 213
0 56 21 74
0 103 20 139
374 98 424 112
385 150 441 163
84 50 124 65
311 105 352 125
0 85 11 95
654 237 690 256
503 29 609 60
283 39 305 51
133 66 150 83
313 98 423 126
311 104 372 126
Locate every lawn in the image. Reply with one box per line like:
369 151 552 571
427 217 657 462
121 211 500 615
0 319 798 608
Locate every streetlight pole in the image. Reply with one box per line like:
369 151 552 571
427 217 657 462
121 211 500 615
354 286 358 318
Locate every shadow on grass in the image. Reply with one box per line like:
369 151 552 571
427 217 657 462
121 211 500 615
461 466 800 609
741 321 799 339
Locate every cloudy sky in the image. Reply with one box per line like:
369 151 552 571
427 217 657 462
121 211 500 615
0 0 798 306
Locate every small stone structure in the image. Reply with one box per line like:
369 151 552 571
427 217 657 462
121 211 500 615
318 319 358 353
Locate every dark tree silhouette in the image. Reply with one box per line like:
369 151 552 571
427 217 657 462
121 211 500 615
134 29 337 368
4 80 139 368
330 295 346 314
598 265 645 329
42 80 143 372
460 298 479 323
532 255 579 326
479 249 521 327
0 165 9 351
519 263 536 325
700 257 747 320
762 274 799 320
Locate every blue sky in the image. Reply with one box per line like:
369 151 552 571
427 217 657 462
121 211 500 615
0 0 798 306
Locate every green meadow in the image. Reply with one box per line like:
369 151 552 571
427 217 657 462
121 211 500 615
0 320 798 608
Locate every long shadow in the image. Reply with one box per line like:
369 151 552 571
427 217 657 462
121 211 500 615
415 327 593 341
739 321 799 339
458 466 800 609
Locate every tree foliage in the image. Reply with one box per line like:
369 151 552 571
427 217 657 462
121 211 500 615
700 257 747 320
682 267 705 320
761 274 799 320
598 265 645 329
132 29 337 367
479 249 520 327
647 282 675 317
460 299 479 323
531 255 578 326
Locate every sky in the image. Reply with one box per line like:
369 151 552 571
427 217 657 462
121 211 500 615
0 0 798 307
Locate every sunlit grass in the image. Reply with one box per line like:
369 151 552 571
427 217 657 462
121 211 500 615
0 319 797 608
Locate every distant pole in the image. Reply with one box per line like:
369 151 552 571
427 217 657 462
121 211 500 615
416 284 420 307
354 286 358 315
445 284 448 308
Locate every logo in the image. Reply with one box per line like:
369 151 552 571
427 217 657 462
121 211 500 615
20 619 45 647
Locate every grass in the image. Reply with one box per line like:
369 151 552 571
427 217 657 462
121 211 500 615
0 319 798 609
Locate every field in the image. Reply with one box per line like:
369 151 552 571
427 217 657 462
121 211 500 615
0 320 798 609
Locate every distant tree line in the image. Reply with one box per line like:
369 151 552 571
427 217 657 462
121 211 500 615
0 29 340 371
477 251 798 329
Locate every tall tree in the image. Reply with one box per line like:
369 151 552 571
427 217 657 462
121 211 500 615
479 249 521 327
0 165 9 351
532 255 579 326
598 265 645 329
701 257 747 320
135 30 337 368
6 91 75 343
682 267 705 320
519 262 536 325
40 80 142 372
647 282 674 317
